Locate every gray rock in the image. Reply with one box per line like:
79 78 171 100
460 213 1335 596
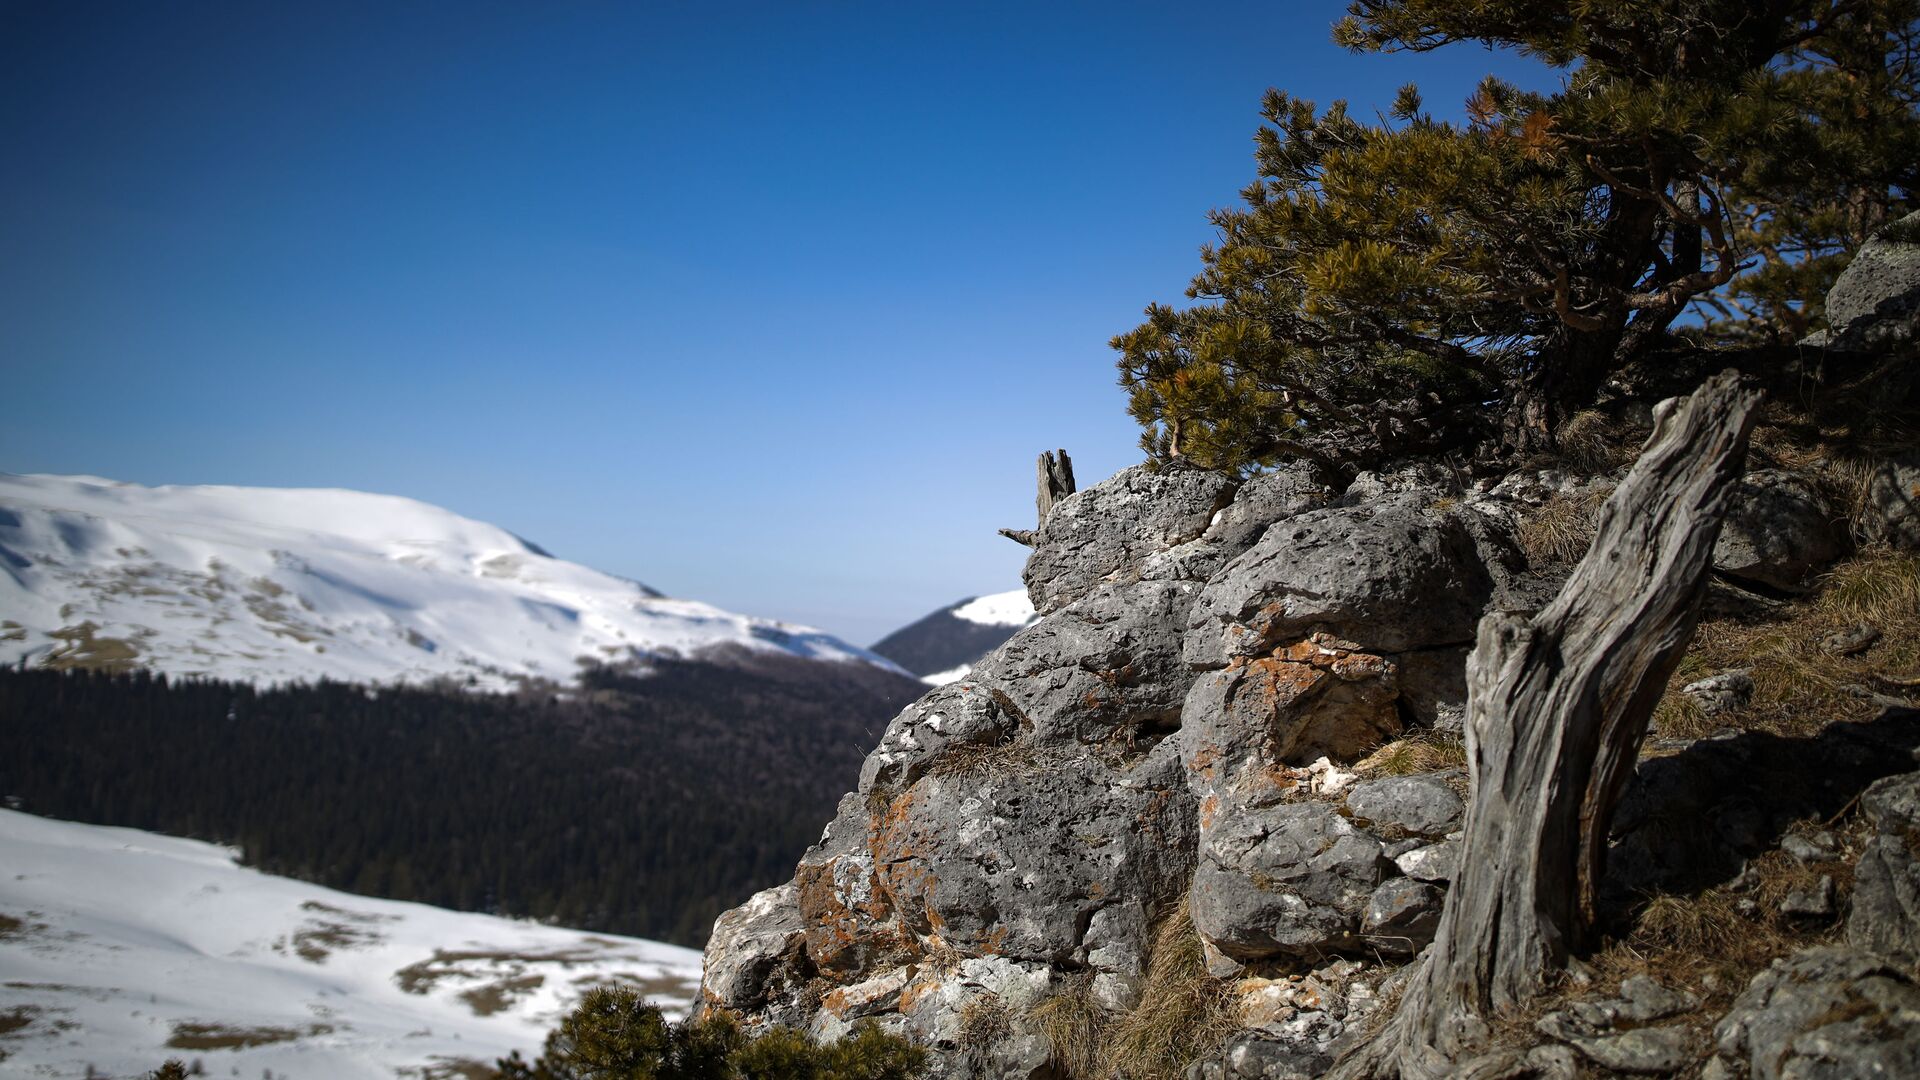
869 740 1196 964
1184 505 1496 668
1711 946 1920 1080
857 682 1017 797
1861 452 1920 551
1781 874 1836 919
1683 670 1755 716
1863 771 1920 832
1394 646 1471 731
795 794 894 974
1713 470 1848 591
1393 840 1460 883
1824 209 1920 352
1190 801 1390 962
1781 831 1840 864
700 882 808 1012
1345 772 1466 838
1022 464 1234 615
1848 834 1920 964
969 578 1199 746
1562 1026 1695 1074
1820 622 1882 657
1617 974 1700 1023
1180 636 1402 773
1360 876 1443 955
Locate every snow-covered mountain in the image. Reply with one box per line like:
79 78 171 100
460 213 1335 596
0 808 702 1079
870 587 1037 685
0 473 906 689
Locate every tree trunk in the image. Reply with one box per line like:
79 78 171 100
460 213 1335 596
1333 371 1762 1080
1000 449 1076 547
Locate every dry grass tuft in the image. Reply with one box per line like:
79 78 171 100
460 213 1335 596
956 992 1013 1062
1099 900 1237 1080
1555 410 1638 472
1355 732 1469 777
1030 981 1105 1078
1516 487 1614 566
1021 898 1235 1080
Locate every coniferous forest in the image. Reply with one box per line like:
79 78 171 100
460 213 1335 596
0 653 925 946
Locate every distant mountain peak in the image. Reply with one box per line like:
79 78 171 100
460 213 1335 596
871 588 1036 683
0 472 905 688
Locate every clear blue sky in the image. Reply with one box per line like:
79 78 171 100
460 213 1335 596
0 2 1554 645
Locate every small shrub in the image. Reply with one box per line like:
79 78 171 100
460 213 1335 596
499 987 924 1080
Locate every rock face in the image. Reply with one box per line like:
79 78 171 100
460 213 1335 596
1709 947 1920 1080
1849 772 1920 965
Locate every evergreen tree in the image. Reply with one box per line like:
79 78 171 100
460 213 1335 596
1117 0 1920 469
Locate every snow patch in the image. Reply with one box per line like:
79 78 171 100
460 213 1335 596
0 809 701 1079
949 589 1036 628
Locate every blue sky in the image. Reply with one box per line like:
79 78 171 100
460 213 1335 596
0 2 1555 644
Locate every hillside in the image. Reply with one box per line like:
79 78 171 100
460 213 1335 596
0 808 702 1080
870 588 1037 683
0 472 905 689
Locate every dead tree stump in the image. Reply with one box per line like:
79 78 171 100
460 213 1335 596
1333 371 1763 1079
999 449 1075 546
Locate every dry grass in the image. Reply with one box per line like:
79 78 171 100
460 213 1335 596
1649 550 1920 743
956 992 1013 1065
1355 731 1469 777
1024 899 1236 1080
1555 410 1639 472
1515 487 1614 565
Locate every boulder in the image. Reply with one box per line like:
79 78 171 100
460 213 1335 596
1823 209 1920 352
969 578 1199 745
868 739 1195 965
1345 772 1465 839
1190 801 1391 962
1710 946 1920 1080
1022 464 1234 615
1712 470 1848 592
857 682 1018 797
1682 670 1755 716
1184 505 1495 668
1182 635 1402 779
701 882 810 1014
1848 773 1920 964
1860 451 1920 551
1360 876 1443 955
795 794 897 974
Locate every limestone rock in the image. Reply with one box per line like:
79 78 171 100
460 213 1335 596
1181 636 1402 779
1360 876 1443 955
1184 505 1496 668
1710 946 1920 1080
868 740 1195 965
1683 670 1755 716
1022 464 1234 615
969 578 1199 746
1712 470 1848 592
1190 801 1391 962
1823 209 1920 353
1393 840 1459 883
856 682 1017 797
1860 451 1920 551
1344 772 1465 839
700 882 810 1014
1849 772 1920 964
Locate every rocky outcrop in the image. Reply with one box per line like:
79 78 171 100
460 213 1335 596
1860 451 1920 551
1707 947 1920 1080
701 433 1908 1077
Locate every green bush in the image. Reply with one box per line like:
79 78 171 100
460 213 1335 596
497 987 925 1080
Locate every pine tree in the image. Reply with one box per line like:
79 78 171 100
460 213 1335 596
1118 0 1920 470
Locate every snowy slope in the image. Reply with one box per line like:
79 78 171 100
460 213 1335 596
0 473 906 689
0 809 702 1079
870 588 1037 685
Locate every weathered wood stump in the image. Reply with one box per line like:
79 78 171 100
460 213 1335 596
1333 371 1763 1079
999 448 1076 547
